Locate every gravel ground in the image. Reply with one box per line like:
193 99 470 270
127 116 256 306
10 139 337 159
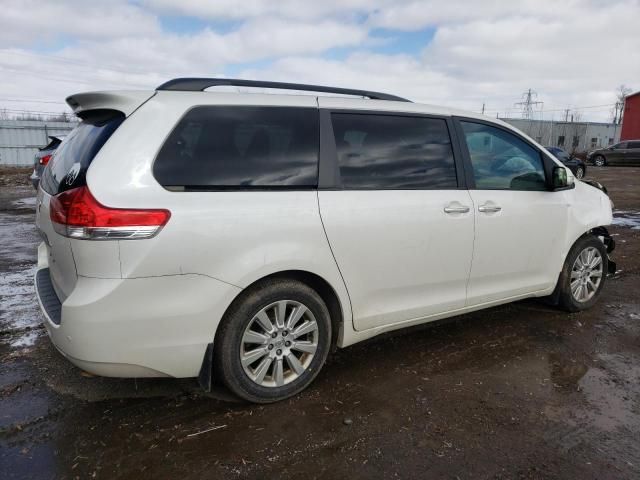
0 167 639 479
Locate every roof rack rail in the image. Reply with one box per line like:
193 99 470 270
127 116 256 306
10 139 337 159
156 78 411 102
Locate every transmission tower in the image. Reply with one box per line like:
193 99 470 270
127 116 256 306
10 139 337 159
515 88 543 119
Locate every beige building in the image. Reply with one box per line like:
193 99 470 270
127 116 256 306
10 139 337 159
501 118 621 153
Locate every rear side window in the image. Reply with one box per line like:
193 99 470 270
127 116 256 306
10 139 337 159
153 106 319 189
330 113 457 189
40 110 124 195
628 141 640 149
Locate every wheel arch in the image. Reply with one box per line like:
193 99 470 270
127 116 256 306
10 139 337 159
243 270 346 351
563 226 615 267
547 225 615 306
199 269 348 391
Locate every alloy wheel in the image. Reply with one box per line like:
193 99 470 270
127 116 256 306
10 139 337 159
570 247 603 303
575 167 584 179
240 300 319 387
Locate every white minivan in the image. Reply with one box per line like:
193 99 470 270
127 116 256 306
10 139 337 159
35 78 616 403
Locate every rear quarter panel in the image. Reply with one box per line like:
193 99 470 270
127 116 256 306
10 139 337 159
85 92 353 330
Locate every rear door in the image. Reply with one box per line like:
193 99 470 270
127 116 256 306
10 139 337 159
317 107 474 331
455 119 569 305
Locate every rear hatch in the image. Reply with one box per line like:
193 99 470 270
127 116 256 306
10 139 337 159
36 110 125 301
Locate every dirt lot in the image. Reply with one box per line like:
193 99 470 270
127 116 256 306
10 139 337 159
1 167 639 479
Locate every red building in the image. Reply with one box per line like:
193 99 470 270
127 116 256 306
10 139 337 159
621 91 640 141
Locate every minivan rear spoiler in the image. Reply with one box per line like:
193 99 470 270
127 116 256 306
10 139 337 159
66 91 155 117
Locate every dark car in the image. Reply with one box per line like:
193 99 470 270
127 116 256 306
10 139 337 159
587 140 640 166
29 135 64 189
545 146 586 179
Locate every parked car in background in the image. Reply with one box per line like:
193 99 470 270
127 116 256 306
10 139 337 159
587 140 640 166
545 147 587 179
35 78 616 403
30 136 64 189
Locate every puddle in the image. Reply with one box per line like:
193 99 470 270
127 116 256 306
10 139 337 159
549 353 589 390
0 263 42 348
578 353 640 432
10 197 36 208
0 197 41 349
612 210 640 230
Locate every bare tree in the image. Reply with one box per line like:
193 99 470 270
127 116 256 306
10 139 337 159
611 85 632 124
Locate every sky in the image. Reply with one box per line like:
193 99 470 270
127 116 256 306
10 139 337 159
0 0 638 122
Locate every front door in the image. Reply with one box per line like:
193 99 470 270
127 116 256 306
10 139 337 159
608 142 627 165
622 141 640 164
457 120 570 306
318 109 474 330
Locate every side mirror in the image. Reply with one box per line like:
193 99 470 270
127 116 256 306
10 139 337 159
552 166 574 190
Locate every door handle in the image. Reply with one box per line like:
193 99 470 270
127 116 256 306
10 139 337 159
478 204 502 213
444 205 470 214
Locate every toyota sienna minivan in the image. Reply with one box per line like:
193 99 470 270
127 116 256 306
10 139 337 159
35 78 616 403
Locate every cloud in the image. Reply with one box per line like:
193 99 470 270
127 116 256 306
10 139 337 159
0 0 638 122
0 0 159 46
143 0 384 21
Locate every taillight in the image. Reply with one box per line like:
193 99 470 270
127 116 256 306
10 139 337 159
39 154 52 166
49 186 171 240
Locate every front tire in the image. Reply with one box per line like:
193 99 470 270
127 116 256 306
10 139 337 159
593 155 606 167
575 166 584 179
214 279 332 403
555 235 607 312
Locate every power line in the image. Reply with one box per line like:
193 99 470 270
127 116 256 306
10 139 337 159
0 97 66 105
482 103 616 114
0 50 147 77
0 107 73 115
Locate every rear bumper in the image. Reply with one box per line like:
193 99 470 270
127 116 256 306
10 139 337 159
34 265 241 378
30 168 40 190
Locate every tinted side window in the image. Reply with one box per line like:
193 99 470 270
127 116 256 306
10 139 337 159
461 121 547 191
628 141 640 149
40 110 124 195
330 113 457 189
154 107 319 189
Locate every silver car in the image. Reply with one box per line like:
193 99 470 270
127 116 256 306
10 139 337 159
30 135 64 189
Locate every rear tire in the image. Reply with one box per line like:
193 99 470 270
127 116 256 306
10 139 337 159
594 155 606 167
555 235 607 312
214 278 331 403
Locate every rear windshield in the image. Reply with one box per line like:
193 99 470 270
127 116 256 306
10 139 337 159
153 106 319 189
40 110 124 195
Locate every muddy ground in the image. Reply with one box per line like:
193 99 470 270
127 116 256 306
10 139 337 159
1 166 639 479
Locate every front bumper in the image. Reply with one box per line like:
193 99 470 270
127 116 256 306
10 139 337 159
593 227 617 275
34 262 241 378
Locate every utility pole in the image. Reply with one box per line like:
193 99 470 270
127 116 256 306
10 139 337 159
481 103 485 115
515 88 543 119
563 108 570 122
